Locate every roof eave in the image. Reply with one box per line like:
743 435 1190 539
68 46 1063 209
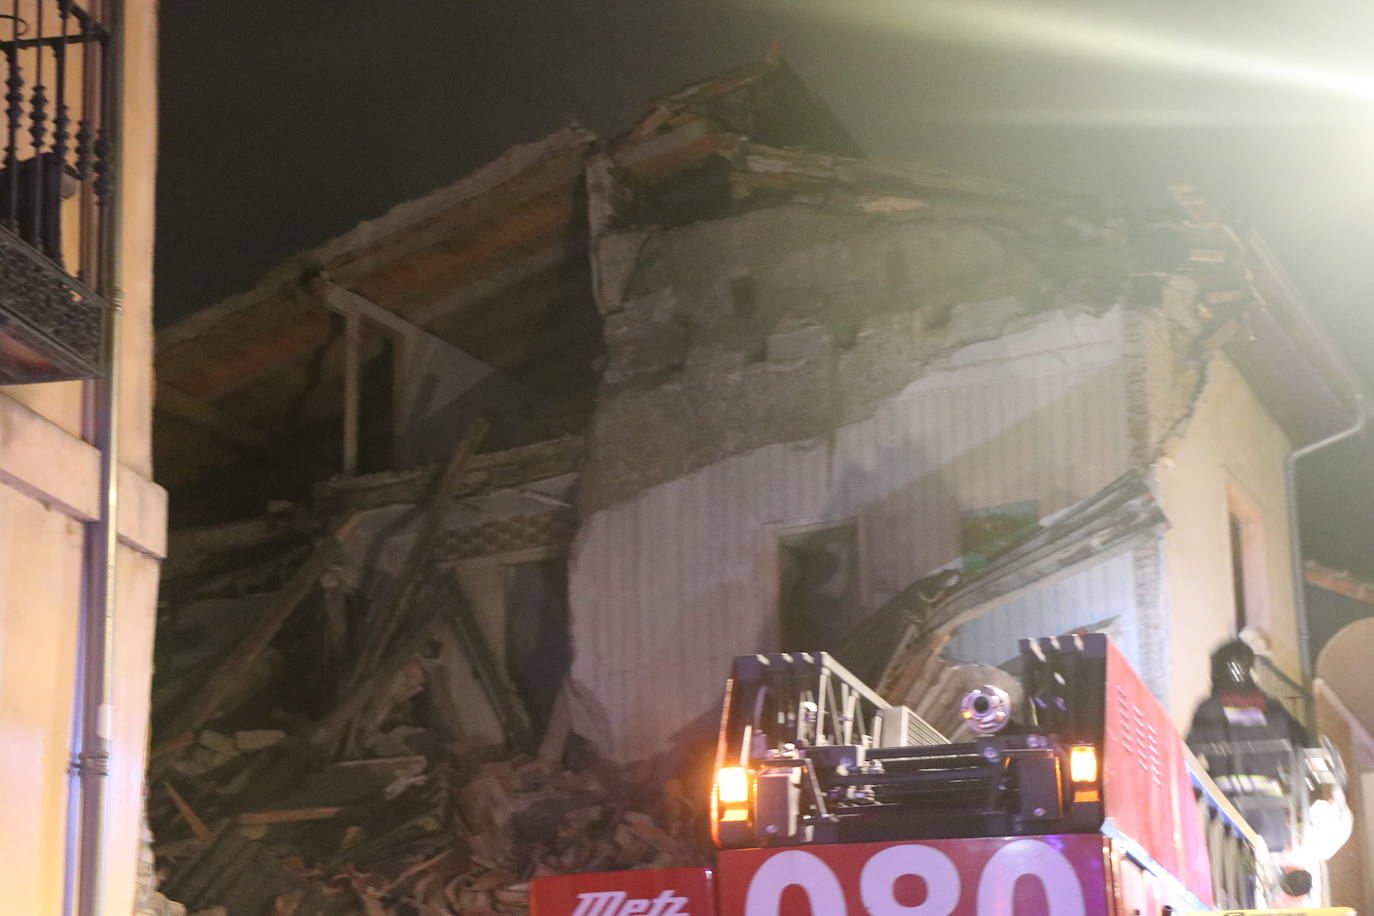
1227 230 1365 445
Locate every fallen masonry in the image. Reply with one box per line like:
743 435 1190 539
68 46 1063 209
149 426 707 915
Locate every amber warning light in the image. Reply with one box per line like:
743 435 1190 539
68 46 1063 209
1069 744 1098 783
716 766 749 805
712 765 752 845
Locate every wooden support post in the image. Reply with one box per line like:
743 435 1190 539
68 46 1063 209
342 311 360 476
391 331 416 470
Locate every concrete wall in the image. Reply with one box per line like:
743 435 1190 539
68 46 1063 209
0 3 165 913
572 204 1133 760
1155 351 1299 727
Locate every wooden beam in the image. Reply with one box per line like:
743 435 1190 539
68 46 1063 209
319 275 415 472
342 310 360 476
310 421 518 749
312 275 495 469
350 418 488 677
325 146 587 286
1305 560 1374 607
162 781 213 842
407 239 577 327
158 293 334 403
311 275 427 341
314 434 584 512
235 807 348 826
391 333 415 469
151 513 363 768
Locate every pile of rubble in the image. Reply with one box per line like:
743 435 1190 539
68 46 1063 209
148 426 708 915
152 743 705 915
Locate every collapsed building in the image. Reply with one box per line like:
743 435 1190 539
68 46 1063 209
148 58 1369 913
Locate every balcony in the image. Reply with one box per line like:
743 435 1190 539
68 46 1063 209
0 0 115 384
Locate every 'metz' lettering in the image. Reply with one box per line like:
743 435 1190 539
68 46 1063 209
571 889 691 916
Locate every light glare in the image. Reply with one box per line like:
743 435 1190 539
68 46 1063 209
717 766 750 804
762 0 1374 103
1070 744 1098 783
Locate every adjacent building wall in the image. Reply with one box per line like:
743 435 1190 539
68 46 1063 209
0 3 165 913
1155 352 1299 727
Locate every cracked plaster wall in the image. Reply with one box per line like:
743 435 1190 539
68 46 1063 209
580 204 1079 513
562 186 1313 766
569 203 1143 760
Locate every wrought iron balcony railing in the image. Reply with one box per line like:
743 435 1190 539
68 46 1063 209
0 0 115 384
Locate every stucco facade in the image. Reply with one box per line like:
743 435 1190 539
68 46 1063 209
0 3 165 914
1155 352 1301 723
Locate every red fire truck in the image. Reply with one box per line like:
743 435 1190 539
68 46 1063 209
529 635 1324 916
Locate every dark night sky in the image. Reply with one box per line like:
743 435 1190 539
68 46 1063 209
157 0 1374 578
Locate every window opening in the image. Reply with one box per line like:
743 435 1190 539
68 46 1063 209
778 524 859 653
1229 512 1248 633
1225 483 1269 637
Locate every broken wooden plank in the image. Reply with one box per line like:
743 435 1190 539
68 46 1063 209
312 434 584 513
152 512 363 765
310 578 463 748
342 310 361 476
163 781 213 842
349 419 489 678
313 421 499 749
235 806 348 826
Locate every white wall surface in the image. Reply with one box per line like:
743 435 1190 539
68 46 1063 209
571 308 1131 760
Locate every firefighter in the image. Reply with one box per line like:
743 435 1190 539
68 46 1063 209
1186 638 1307 853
